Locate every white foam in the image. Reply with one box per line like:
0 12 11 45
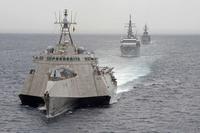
115 64 150 93
99 56 151 94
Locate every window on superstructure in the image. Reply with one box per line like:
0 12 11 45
39 56 43 60
49 68 77 81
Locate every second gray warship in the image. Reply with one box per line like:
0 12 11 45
19 9 117 118
120 15 140 57
141 24 151 44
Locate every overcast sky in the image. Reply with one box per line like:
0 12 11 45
0 0 200 34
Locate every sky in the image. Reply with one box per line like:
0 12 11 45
0 0 200 34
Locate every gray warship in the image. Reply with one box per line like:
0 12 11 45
120 15 140 57
19 9 117 118
141 24 151 44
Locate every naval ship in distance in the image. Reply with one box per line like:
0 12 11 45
120 15 140 57
19 9 117 118
141 24 151 44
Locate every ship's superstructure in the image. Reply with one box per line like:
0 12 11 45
19 9 117 118
120 15 140 57
141 24 151 44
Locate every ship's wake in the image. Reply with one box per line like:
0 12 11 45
115 63 150 94
99 54 152 94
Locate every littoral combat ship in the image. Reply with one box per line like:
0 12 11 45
19 9 117 118
141 24 151 44
120 15 140 57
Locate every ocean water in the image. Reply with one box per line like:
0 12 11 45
0 34 200 133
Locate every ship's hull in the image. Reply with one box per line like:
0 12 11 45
19 94 113 118
120 43 140 57
44 96 111 118
19 60 117 118
141 35 151 44
19 94 44 107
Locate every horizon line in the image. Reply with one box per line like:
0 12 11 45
0 32 200 36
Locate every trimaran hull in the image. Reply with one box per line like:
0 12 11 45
19 94 113 118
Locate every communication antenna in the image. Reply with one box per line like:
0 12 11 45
71 10 73 23
54 12 58 22
54 9 77 46
54 11 62 32
70 10 74 32
74 12 77 23
73 12 77 32
59 11 61 24
144 24 148 32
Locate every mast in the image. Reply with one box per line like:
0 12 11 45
55 9 76 47
144 24 148 33
127 15 134 38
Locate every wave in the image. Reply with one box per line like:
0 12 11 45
116 65 150 93
99 54 152 94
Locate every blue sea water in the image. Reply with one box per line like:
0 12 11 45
0 34 200 133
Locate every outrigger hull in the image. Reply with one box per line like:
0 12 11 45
19 94 44 107
19 94 114 118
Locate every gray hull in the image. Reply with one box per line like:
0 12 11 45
120 45 140 57
45 96 111 118
141 36 151 44
19 94 112 118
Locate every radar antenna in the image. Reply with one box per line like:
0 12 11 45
54 9 77 47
